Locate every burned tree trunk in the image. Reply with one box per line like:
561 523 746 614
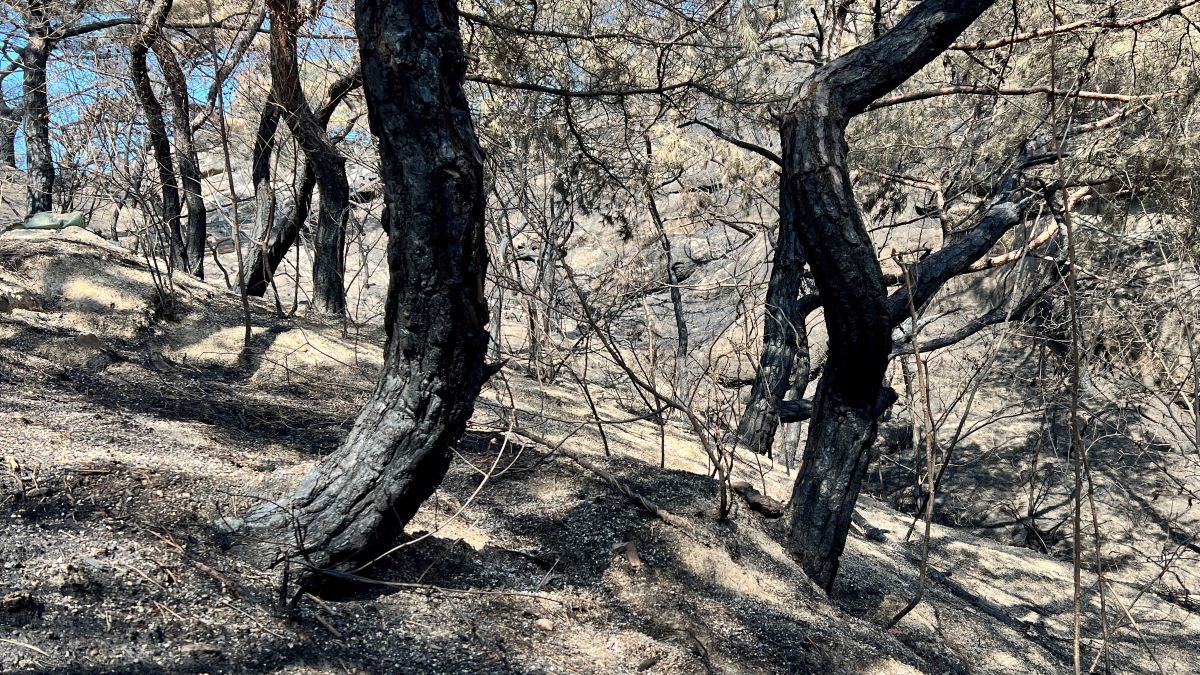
647 190 690 403
783 0 993 591
0 106 18 169
267 0 350 315
242 98 285 297
235 0 489 576
243 72 361 298
21 1 53 215
130 0 186 269
154 41 206 278
0 62 20 168
736 201 813 456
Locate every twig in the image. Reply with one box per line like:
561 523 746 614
510 426 700 538
315 568 574 605
0 638 49 658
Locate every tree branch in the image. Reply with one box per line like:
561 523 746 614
680 119 781 165
951 0 1200 52
869 85 1162 111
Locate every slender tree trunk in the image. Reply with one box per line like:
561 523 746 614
235 0 490 577
267 0 350 315
783 0 993 591
130 0 185 269
648 191 690 404
736 204 812 457
21 2 53 215
243 71 360 298
155 41 206 278
779 320 813 470
0 107 18 168
243 97 284 297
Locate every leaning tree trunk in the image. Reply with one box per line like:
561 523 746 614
130 0 186 269
736 198 812 457
784 0 993 591
267 0 350 315
235 0 490 577
155 41 206 278
21 2 53 215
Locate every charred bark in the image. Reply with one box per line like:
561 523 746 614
735 198 814 456
242 98 285 297
235 0 490 578
243 71 361 298
154 41 206 277
783 0 994 591
0 106 18 168
0 61 20 168
647 189 690 403
267 0 351 315
130 0 185 269
21 1 53 215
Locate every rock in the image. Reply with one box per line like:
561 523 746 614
0 286 39 313
613 541 642 569
180 642 222 655
0 591 42 627
23 211 86 230
534 618 554 632
637 655 662 671
52 562 102 597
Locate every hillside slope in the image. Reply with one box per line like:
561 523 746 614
1 229 1196 674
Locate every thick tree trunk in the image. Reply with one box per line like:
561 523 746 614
21 3 53 215
235 0 489 577
736 200 813 456
783 0 993 591
267 0 350 315
243 71 361 298
130 0 185 269
155 41 206 278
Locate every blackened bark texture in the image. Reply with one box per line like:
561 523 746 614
0 62 20 167
21 1 53 215
243 98 284 297
154 41 206 278
783 0 993 591
237 0 489 576
267 0 351 315
885 201 1025 325
243 71 361 297
647 191 690 403
736 194 811 456
777 311 813 469
130 0 185 269
0 106 18 168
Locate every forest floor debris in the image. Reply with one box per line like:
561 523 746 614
1 230 1197 673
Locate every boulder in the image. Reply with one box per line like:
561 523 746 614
23 211 86 230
